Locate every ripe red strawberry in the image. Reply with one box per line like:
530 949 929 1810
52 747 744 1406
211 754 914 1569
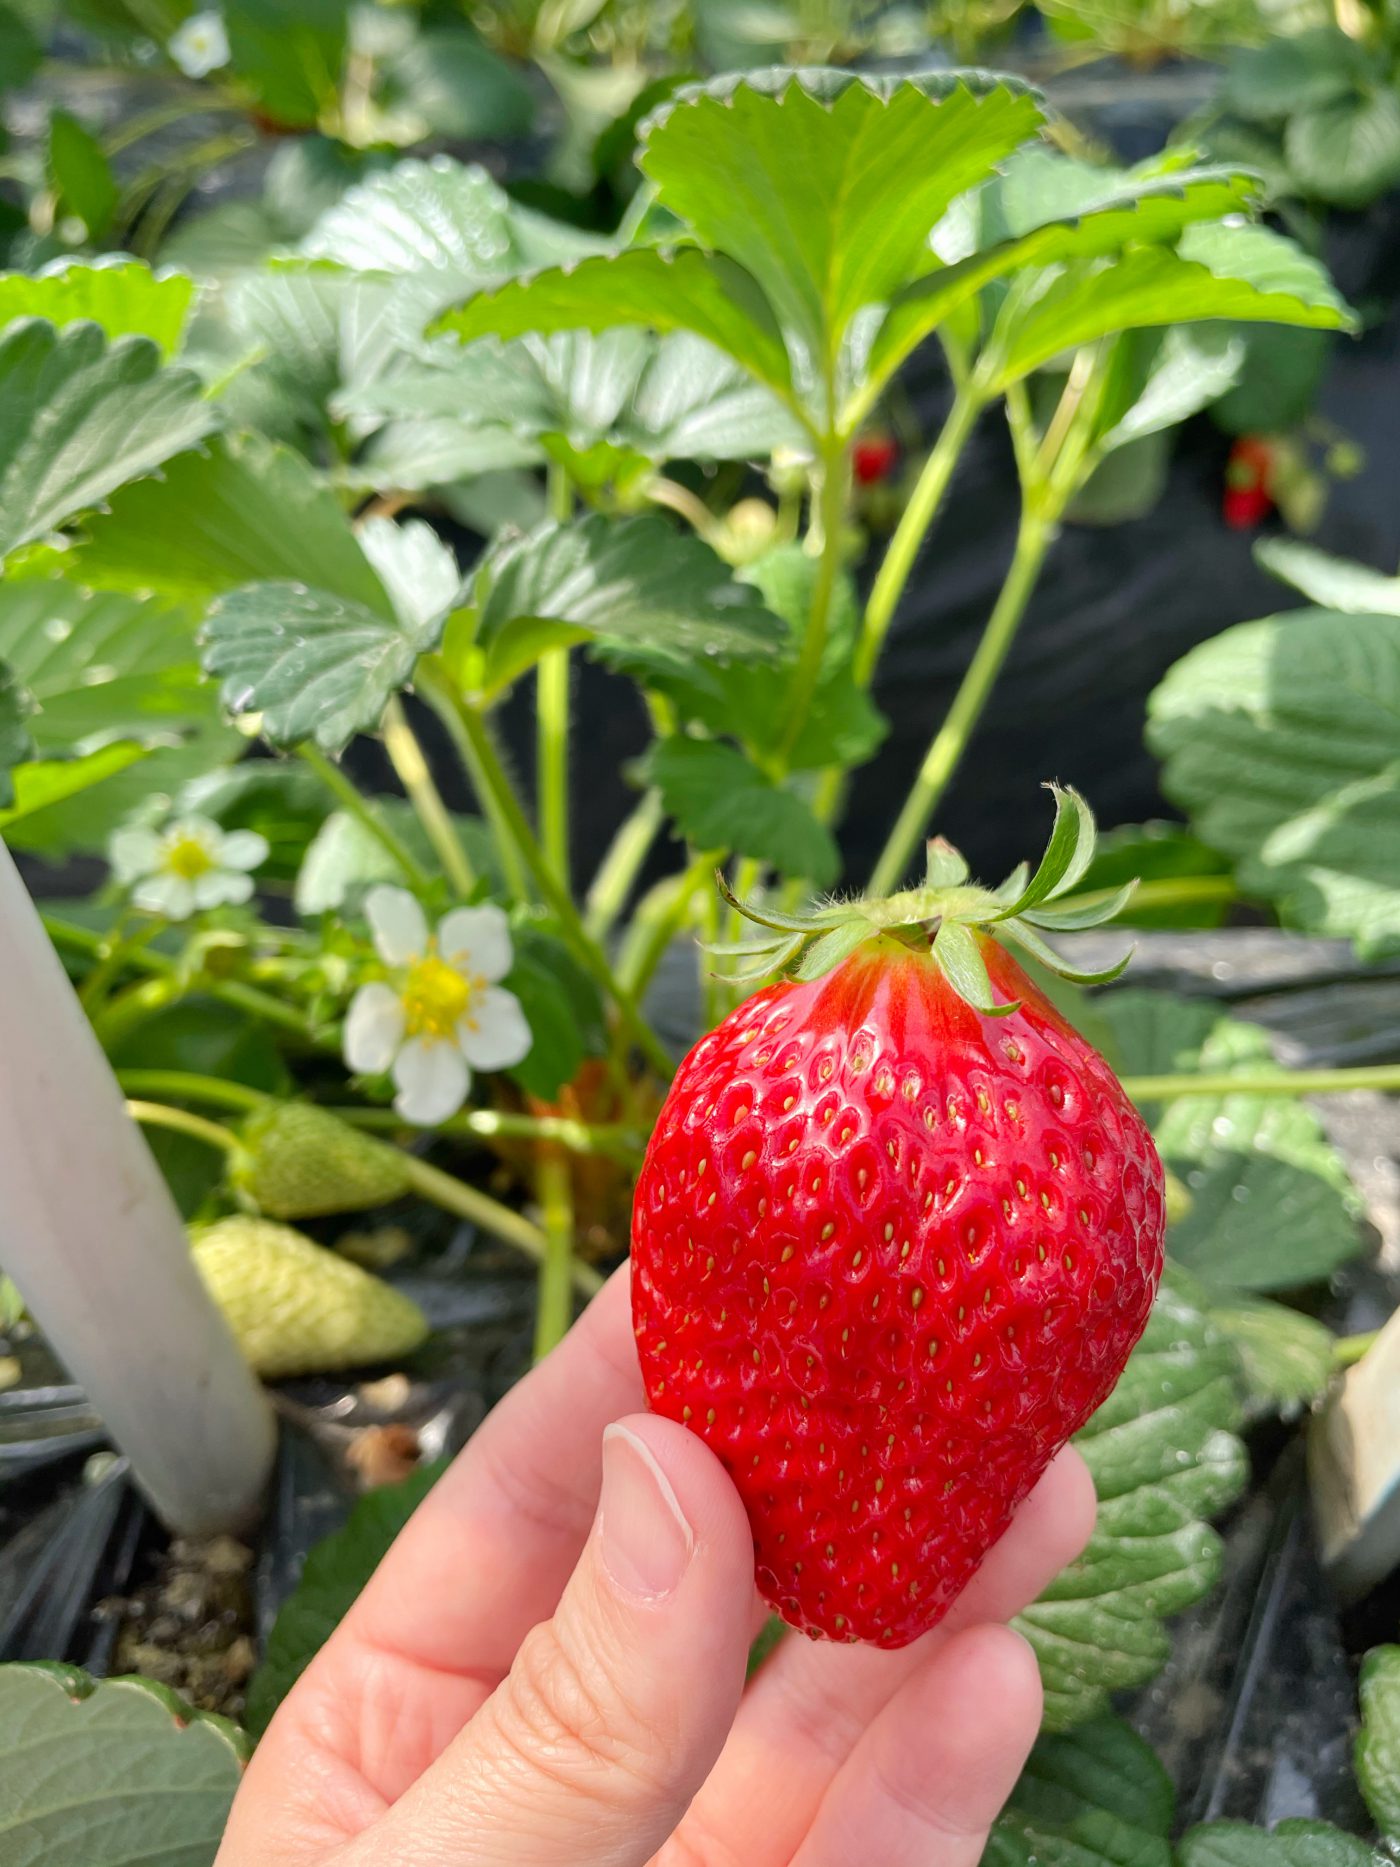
1223 435 1276 530
631 792 1165 1647
852 431 899 486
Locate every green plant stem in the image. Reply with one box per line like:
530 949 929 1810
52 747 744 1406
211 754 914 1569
422 662 674 1079
854 383 985 690
1054 875 1239 917
401 1153 602 1297
868 505 1052 894
585 789 665 941
296 741 429 890
340 1103 646 1159
774 443 847 771
116 1070 270 1113
619 852 716 1000
1333 1328 1381 1369
537 648 571 891
126 1099 238 1153
77 912 150 1014
532 1150 577 1359
422 675 531 905
539 461 574 891
381 698 475 897
1121 1065 1400 1101
45 916 331 1046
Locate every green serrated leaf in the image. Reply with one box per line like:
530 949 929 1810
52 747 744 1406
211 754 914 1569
638 70 1042 363
0 580 212 755
1357 1645 1400 1843
0 261 195 356
341 328 803 464
1207 1297 1335 1419
474 512 786 695
222 266 397 441
648 737 839 885
1099 325 1246 452
0 320 214 563
986 1715 1174 1867
868 170 1262 409
1255 538 1400 615
204 583 443 752
1097 992 1366 1298
303 154 605 277
1222 30 1369 124
1286 89 1400 210
0 1662 246 1864
1017 1289 1248 1729
245 1461 443 1735
225 0 348 130
1148 608 1400 958
0 742 152 840
72 432 391 610
983 235 1352 393
295 802 496 914
47 109 117 240
0 2 41 94
432 246 798 408
507 923 607 1098
1179 1820 1377 1867
0 661 33 809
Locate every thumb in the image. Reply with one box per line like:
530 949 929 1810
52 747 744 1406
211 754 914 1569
356 1413 756 1867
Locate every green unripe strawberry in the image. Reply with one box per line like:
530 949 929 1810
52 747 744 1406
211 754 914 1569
231 1102 411 1219
191 1217 428 1378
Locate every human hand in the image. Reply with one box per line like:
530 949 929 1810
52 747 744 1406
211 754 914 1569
217 1267 1094 1867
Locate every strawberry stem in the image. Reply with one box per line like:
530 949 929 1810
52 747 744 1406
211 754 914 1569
381 698 477 899
532 1149 578 1359
297 740 430 892
1123 1065 1400 1101
126 1100 238 1154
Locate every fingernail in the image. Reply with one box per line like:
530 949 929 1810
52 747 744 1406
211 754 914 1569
599 1423 694 1600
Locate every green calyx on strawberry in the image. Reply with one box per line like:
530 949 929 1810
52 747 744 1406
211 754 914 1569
708 782 1137 1004
631 786 1165 1649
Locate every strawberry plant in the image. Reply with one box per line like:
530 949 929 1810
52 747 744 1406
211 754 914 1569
0 52 1398 1867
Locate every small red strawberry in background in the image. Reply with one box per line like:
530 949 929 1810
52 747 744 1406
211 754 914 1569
632 788 1164 1648
852 429 899 486
1223 434 1277 529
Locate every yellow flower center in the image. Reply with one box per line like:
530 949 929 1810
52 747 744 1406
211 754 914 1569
401 952 474 1042
163 835 217 881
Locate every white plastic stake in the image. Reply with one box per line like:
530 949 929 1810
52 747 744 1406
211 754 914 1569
0 841 276 1533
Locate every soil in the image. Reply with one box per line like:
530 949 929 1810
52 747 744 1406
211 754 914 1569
102 1533 257 1720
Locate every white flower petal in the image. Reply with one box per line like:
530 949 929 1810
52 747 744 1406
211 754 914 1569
109 825 162 882
436 903 512 982
457 985 532 1071
344 983 405 1073
366 885 428 965
133 873 196 920
392 1037 470 1126
166 814 222 847
219 829 269 872
169 10 230 77
193 869 254 909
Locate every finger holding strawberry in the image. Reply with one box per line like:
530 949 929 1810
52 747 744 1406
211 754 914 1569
632 786 1164 1648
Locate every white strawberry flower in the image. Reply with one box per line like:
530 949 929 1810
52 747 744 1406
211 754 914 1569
168 9 230 76
343 886 531 1126
110 815 268 920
